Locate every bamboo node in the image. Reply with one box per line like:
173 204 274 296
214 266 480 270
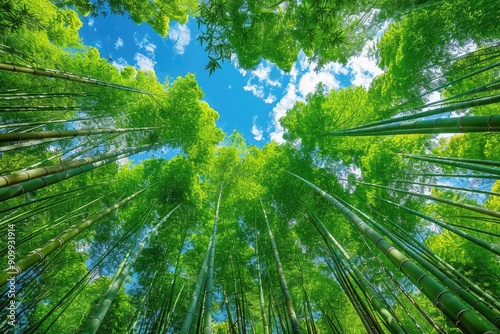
385 246 396 257
375 237 385 248
399 258 411 270
487 115 494 130
13 183 25 195
434 290 450 306
417 274 429 287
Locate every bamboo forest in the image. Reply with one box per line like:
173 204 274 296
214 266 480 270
1 0 500 333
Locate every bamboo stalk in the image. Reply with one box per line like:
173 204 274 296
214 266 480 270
289 172 495 333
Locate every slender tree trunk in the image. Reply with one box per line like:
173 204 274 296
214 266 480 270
0 63 153 95
324 114 500 136
305 204 404 333
340 194 500 330
359 181 500 219
224 289 238 334
255 231 270 334
0 187 151 286
404 154 500 177
383 179 500 197
379 197 500 255
345 94 500 131
290 172 495 333
0 145 148 202
202 185 223 333
77 205 180 334
261 200 301 334
0 127 158 144
179 240 210 334
0 144 152 187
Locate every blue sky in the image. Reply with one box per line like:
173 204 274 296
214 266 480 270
79 14 383 147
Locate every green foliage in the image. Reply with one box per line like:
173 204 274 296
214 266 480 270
196 0 375 72
53 0 196 37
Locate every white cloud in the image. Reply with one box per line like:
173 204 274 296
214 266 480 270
134 53 156 73
239 68 248 76
168 23 191 55
243 38 382 144
134 33 157 55
264 94 277 104
252 62 281 87
115 37 124 49
111 57 128 71
298 70 340 97
269 83 301 144
88 18 94 27
267 52 349 143
251 118 264 141
294 52 348 96
289 63 299 82
243 82 264 99
240 61 283 105
346 40 383 88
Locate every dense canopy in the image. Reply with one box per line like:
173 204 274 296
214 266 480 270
0 0 499 334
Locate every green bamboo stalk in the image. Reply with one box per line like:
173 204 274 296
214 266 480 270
385 180 500 198
407 154 500 168
27 212 148 334
223 289 237 334
261 200 301 334
417 79 500 111
157 236 186 334
403 154 500 177
201 186 223 334
61 134 121 162
0 116 95 130
404 173 497 180
126 271 157 334
367 205 500 312
345 94 500 131
305 205 405 334
379 197 500 256
445 222 500 238
0 92 89 100
0 146 147 202
0 138 60 152
0 188 93 228
0 105 91 112
356 228 446 333
358 181 500 219
323 115 500 136
295 257 317 334
78 204 180 334
0 63 153 95
180 240 211 333
326 250 383 333
334 195 500 330
0 196 103 256
396 61 500 110
0 127 158 144
0 182 106 215
255 231 270 334
266 268 289 334
164 282 185 331
191 280 206 334
230 254 243 333
0 144 151 187
289 172 494 333
0 186 151 287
